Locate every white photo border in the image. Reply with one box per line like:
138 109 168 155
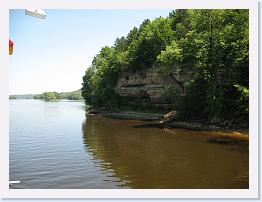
0 0 258 199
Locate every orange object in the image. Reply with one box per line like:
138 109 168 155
9 39 14 55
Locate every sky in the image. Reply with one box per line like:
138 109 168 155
9 9 172 95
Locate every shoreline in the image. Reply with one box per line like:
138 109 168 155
87 109 248 134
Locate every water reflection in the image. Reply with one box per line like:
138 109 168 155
82 115 248 189
9 100 248 189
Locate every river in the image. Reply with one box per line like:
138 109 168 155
9 99 248 189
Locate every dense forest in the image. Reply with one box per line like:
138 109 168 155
82 9 248 122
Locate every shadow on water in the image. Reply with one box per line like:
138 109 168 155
81 115 249 189
132 123 164 129
207 136 248 146
207 136 249 152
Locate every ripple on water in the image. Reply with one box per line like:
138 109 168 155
9 100 249 189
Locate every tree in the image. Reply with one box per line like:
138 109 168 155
81 9 249 122
38 92 60 101
128 17 175 70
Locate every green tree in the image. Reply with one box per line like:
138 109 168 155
128 17 175 70
39 92 60 101
81 9 249 122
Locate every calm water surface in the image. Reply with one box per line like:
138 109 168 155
10 100 248 189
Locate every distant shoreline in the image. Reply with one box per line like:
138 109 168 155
9 98 84 102
9 89 83 101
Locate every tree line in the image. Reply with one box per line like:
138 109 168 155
34 90 83 101
82 9 248 122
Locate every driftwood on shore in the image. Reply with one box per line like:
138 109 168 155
158 110 177 125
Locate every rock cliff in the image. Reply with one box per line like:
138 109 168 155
115 66 197 108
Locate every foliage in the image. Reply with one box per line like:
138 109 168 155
59 90 83 100
82 9 249 122
35 92 60 101
82 46 127 106
9 95 17 99
234 84 249 113
178 78 209 120
157 9 249 121
34 90 83 101
157 40 182 75
128 17 175 70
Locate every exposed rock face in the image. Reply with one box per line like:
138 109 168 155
115 66 196 108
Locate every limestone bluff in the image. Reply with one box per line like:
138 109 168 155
115 66 197 109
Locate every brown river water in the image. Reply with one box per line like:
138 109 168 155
10 100 248 189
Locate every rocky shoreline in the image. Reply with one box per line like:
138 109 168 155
86 109 248 134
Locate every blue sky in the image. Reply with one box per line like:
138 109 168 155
9 9 172 95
